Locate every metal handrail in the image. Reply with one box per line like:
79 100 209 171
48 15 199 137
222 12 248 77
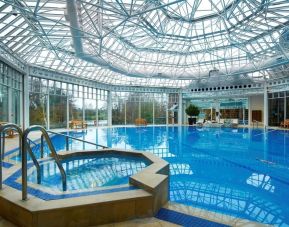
22 126 67 200
0 123 23 190
27 139 42 184
47 130 108 150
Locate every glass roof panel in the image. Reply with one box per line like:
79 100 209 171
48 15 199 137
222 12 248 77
0 0 288 88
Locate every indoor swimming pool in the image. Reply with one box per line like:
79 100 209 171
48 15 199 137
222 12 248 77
8 126 289 226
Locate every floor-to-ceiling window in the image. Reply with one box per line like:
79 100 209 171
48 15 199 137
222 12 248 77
125 93 140 124
29 76 109 128
69 85 83 122
111 92 169 125
168 93 179 124
141 94 154 124
49 80 67 129
154 94 167 124
0 60 23 124
29 77 47 126
84 87 97 126
97 89 108 126
0 84 8 122
112 92 126 125
269 92 285 126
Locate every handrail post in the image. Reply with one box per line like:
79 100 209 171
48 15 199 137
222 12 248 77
2 135 5 160
65 136 69 151
40 135 44 158
22 132 28 200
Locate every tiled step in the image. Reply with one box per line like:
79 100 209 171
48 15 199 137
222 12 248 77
155 208 230 227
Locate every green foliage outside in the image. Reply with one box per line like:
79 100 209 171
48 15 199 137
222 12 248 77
185 104 200 117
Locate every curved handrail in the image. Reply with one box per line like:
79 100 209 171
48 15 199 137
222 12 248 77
47 130 108 149
27 139 42 184
0 123 23 190
0 123 23 159
22 126 67 200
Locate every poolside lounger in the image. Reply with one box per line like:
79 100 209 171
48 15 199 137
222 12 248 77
280 119 289 128
231 119 239 128
196 118 204 126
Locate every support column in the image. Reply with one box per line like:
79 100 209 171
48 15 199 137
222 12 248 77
8 78 13 123
124 101 127 125
242 107 245 125
264 86 268 128
138 100 141 119
178 92 182 125
107 90 112 126
82 96 85 122
210 106 213 121
152 100 155 125
46 80 50 130
66 96 69 129
285 95 287 122
96 91 98 126
248 96 251 127
23 68 30 129
166 94 169 125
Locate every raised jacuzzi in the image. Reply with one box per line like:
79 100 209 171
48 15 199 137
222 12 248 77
0 149 169 227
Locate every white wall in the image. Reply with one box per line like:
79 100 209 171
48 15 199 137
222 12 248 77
249 94 264 124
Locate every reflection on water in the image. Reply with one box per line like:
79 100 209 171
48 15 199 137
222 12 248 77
16 126 289 226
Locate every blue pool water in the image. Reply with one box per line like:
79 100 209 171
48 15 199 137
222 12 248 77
27 154 149 190
11 126 289 226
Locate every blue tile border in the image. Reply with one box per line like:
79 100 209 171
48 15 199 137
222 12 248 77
2 161 13 168
4 161 139 201
155 208 230 227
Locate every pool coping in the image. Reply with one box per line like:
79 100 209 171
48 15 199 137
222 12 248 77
0 149 170 227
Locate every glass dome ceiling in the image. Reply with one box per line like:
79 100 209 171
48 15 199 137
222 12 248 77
0 0 289 88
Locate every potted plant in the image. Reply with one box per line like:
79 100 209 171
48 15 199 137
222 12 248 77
185 104 200 125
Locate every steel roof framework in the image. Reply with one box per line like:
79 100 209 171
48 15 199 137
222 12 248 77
0 0 289 88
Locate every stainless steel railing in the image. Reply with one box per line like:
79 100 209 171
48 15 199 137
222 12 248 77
27 138 42 184
0 123 23 190
46 130 108 150
22 126 67 200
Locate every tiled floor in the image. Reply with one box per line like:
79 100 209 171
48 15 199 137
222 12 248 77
0 216 179 227
0 216 16 227
98 217 180 226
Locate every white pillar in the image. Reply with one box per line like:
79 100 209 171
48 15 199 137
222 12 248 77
248 96 251 127
166 94 169 125
152 100 155 125
95 91 98 126
242 107 245 125
8 77 13 123
107 90 112 126
46 88 50 129
210 106 213 121
124 101 127 125
82 96 85 122
66 96 69 129
178 92 182 125
23 68 30 129
264 86 268 128
138 100 141 119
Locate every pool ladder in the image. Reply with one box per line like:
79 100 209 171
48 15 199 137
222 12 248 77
0 124 108 200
